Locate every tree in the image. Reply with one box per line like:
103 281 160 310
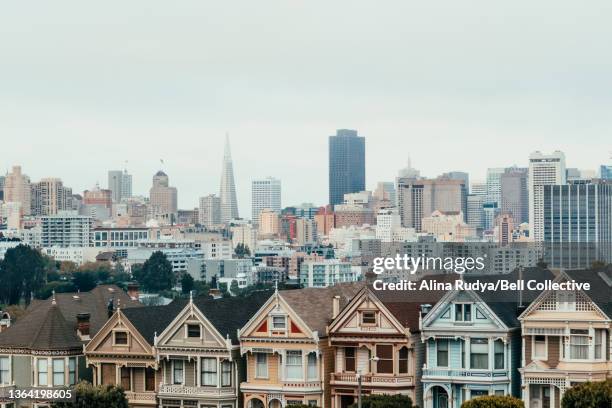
181 273 195 294
52 381 128 408
348 394 414 408
230 279 239 295
234 243 251 259
138 251 175 292
72 271 97 292
461 395 524 408
561 379 612 408
0 244 46 305
36 281 77 300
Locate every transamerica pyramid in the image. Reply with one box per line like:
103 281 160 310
219 134 239 222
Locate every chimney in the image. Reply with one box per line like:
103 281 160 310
76 312 91 339
332 296 340 319
127 282 140 301
420 304 432 317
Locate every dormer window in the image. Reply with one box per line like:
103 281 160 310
362 311 376 325
272 316 286 330
114 331 128 345
187 324 201 338
455 304 472 322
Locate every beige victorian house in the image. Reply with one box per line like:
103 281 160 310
518 269 612 408
239 283 363 408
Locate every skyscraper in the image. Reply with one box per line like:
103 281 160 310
108 169 132 203
328 129 365 206
31 178 73 216
486 167 506 205
198 194 221 228
219 135 239 223
529 151 566 241
600 164 612 180
500 167 529 224
251 177 281 224
149 170 178 217
4 165 31 215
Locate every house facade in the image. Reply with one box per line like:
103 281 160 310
326 287 418 408
419 271 552 408
518 270 612 408
239 284 363 408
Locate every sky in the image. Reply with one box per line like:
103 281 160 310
1 1 611 217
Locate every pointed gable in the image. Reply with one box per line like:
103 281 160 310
85 309 154 355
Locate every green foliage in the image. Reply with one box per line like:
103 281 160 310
0 244 46 305
348 394 414 408
52 381 129 408
72 271 97 292
78 261 112 283
181 273 195 294
561 379 612 408
234 243 251 258
138 251 175 292
461 395 524 408
229 279 239 295
36 281 77 299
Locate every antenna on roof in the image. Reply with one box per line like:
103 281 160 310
189 290 193 304
51 290 56 305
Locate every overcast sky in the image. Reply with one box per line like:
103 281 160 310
1 1 611 216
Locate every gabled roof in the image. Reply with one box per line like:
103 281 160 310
279 282 365 335
0 285 141 352
464 268 555 327
564 269 612 318
122 290 275 345
0 301 81 351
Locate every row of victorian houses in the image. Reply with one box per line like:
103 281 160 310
0 268 610 408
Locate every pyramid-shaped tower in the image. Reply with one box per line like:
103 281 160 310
219 134 239 222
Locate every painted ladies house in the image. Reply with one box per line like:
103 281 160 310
154 291 272 408
419 269 553 408
0 285 139 408
239 283 364 408
327 275 455 408
84 302 184 407
518 269 612 408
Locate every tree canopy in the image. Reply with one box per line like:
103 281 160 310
52 381 128 408
348 394 414 408
0 244 46 305
136 251 175 292
461 395 524 408
561 379 611 408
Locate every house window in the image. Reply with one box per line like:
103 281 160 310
114 331 128 345
455 304 472 322
594 329 604 359
145 367 155 391
286 351 303 380
187 324 200 338
533 336 546 360
437 340 449 367
362 311 376 325
494 340 504 369
344 347 356 372
398 347 408 374
172 360 184 384
221 361 232 386
120 367 131 390
0 356 9 384
307 352 317 380
376 345 393 374
255 353 268 378
470 338 488 369
272 316 286 330
201 358 217 386
495 390 505 396
37 359 48 386
68 358 76 385
52 359 65 386
570 329 589 359
460 340 466 368
557 291 576 311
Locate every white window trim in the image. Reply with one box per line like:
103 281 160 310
532 336 548 361
0 355 11 385
185 322 202 339
436 339 449 368
255 353 269 379
454 303 473 322
172 360 185 385
112 330 129 346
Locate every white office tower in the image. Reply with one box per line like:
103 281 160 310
219 135 239 223
486 168 506 205
375 208 415 243
529 151 566 241
251 177 281 224
108 169 133 203
198 194 221 228
471 181 487 196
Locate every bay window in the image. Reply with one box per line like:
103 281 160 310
470 338 488 369
0 356 9 384
307 352 317 380
201 358 217 386
68 358 76 385
533 336 546 360
376 345 393 374
286 350 303 380
255 353 268 378
53 359 65 386
398 347 408 374
344 347 356 372
494 340 504 369
173 360 184 384
436 340 449 367
37 359 48 386
221 361 232 386
569 329 589 359
594 329 604 359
